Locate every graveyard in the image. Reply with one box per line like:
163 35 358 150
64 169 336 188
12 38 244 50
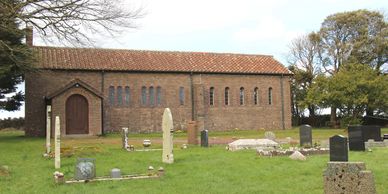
1 126 388 194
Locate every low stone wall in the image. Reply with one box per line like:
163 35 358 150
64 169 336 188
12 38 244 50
257 147 329 157
365 139 388 149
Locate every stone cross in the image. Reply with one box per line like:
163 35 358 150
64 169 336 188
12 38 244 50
162 108 174 164
122 127 129 150
46 105 51 154
54 116 61 169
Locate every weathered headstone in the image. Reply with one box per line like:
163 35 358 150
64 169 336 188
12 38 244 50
54 116 60 169
162 108 174 164
201 130 208 147
46 105 51 154
299 124 312 147
329 135 348 162
187 121 198 144
122 127 129 150
323 162 376 194
74 158 96 180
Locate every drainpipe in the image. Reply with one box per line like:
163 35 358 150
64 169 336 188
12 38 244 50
190 72 195 121
101 70 105 135
280 74 285 130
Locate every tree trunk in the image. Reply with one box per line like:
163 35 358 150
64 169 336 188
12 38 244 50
308 106 316 126
330 106 338 128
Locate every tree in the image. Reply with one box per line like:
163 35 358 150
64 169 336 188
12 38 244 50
0 0 142 111
316 9 387 125
287 33 321 125
307 64 388 126
0 0 34 111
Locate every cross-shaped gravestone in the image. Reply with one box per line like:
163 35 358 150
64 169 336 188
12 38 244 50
162 108 174 164
299 124 312 147
329 135 348 162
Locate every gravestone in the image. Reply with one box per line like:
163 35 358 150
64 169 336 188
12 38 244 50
74 158 96 180
362 125 381 141
299 124 312 147
323 162 376 194
122 127 129 150
201 130 208 147
54 116 60 169
187 121 198 144
110 168 121 178
348 126 365 151
46 105 51 154
162 108 174 164
348 125 382 151
329 135 348 162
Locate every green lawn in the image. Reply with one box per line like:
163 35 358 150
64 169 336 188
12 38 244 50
0 128 387 194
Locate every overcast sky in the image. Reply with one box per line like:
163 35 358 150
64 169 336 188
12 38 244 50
1 0 387 119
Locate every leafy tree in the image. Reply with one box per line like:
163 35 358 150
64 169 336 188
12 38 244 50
307 64 388 126
316 9 387 124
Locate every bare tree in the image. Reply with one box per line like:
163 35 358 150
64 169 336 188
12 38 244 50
2 0 144 45
287 33 321 125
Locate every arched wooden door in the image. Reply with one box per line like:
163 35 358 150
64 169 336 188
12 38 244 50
66 94 89 134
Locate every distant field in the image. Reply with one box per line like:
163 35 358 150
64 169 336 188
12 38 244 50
0 128 387 194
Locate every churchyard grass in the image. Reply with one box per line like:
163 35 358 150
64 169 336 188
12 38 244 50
0 128 387 194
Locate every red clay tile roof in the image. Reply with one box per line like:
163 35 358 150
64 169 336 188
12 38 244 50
33 46 291 75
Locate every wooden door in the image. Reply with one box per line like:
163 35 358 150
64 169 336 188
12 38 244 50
66 94 89 134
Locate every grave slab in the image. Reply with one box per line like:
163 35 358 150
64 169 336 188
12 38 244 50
228 139 279 151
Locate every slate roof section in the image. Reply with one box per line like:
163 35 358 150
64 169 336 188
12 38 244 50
33 46 291 75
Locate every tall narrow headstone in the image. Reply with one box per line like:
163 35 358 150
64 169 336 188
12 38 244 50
162 108 174 164
122 127 129 150
54 116 61 169
299 124 312 147
46 105 51 154
329 135 348 162
201 130 208 147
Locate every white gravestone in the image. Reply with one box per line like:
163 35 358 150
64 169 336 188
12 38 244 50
122 127 129 150
46 105 51 154
162 108 174 164
55 116 61 169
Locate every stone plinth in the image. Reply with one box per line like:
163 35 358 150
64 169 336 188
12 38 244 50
187 121 198 145
323 162 376 194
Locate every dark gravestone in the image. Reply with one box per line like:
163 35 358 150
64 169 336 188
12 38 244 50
299 125 312 147
329 135 348 162
384 134 388 140
362 125 381 141
201 130 208 147
348 126 364 151
74 158 96 180
348 125 382 151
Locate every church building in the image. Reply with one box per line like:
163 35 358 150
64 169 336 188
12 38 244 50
25 46 292 136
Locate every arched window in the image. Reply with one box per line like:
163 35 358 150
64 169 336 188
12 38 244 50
239 87 245 105
149 86 155 106
254 87 259 105
179 87 185 105
109 86 115 105
209 87 215 106
156 86 162 105
125 86 130 105
141 86 147 106
268 87 273 105
224 87 230 106
117 86 123 105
